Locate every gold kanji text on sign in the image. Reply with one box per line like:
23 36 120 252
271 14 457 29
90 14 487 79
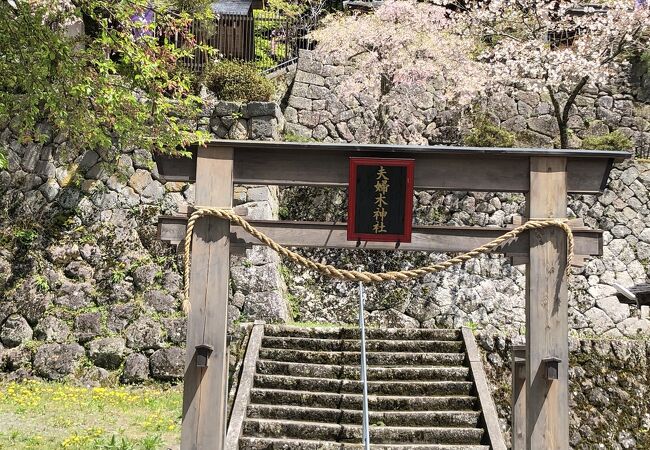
373 166 389 233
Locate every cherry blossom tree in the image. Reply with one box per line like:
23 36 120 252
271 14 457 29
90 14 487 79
311 0 486 143
462 0 649 149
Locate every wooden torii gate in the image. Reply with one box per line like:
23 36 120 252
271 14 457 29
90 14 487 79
155 140 628 450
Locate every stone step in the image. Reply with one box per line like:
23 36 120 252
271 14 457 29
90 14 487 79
247 405 482 428
249 388 478 411
236 325 497 448
242 419 484 445
264 325 461 341
253 374 474 396
256 360 471 381
262 336 465 353
258 348 466 366
239 436 490 450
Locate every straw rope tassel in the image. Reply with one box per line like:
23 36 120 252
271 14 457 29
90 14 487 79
182 207 574 313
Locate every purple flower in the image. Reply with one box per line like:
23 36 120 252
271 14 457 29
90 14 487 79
132 7 155 38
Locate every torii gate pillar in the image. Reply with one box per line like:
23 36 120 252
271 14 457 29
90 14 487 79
181 146 233 450
526 156 569 449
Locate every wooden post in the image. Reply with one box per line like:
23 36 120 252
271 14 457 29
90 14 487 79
526 157 569 450
181 146 234 450
511 345 526 450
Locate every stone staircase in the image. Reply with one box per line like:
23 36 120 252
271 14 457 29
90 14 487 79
230 325 503 449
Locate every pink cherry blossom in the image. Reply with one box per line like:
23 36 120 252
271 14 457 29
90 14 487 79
311 0 486 142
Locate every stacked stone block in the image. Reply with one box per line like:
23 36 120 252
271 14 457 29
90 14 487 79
282 160 650 338
285 50 650 152
478 334 650 449
0 102 286 384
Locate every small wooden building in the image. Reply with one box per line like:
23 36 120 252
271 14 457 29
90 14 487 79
212 0 255 61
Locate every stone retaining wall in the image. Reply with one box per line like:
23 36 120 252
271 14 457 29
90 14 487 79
477 334 650 449
285 50 650 152
278 50 650 338
280 159 650 338
0 101 285 383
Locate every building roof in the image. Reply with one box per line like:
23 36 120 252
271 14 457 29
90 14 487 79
343 1 384 11
211 0 253 15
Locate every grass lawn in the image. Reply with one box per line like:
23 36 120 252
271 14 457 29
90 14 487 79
0 380 182 450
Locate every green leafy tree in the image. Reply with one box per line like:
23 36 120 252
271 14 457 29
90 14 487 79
265 0 308 17
265 0 330 18
0 0 214 159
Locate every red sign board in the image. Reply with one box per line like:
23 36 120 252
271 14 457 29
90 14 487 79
347 158 414 243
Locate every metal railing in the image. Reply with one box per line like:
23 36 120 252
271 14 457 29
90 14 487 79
358 282 370 450
174 12 316 73
635 136 650 159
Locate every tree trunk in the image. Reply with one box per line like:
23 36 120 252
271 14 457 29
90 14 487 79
547 88 568 149
547 76 589 149
558 122 569 150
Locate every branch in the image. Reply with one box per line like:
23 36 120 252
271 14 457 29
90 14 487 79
483 31 522 43
600 24 644 66
562 76 589 124
347 48 371 61
516 0 545 39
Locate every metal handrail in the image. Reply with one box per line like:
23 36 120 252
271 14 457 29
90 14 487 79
358 282 370 450
263 57 298 76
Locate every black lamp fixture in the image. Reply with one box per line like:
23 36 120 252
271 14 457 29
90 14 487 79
195 344 214 368
543 357 561 380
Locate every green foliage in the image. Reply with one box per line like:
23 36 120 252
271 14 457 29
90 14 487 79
0 1 213 158
96 435 136 450
643 51 650 64
642 50 650 76
464 118 515 148
251 9 290 71
582 131 633 151
254 35 287 71
287 292 302 321
22 340 42 352
265 0 309 17
202 60 274 102
278 205 290 219
111 269 127 284
13 228 38 244
0 146 7 170
420 206 444 224
90 434 164 450
140 435 164 450
264 0 340 18
34 275 50 293
279 265 296 320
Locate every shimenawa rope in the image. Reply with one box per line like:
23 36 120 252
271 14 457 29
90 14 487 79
181 207 575 313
